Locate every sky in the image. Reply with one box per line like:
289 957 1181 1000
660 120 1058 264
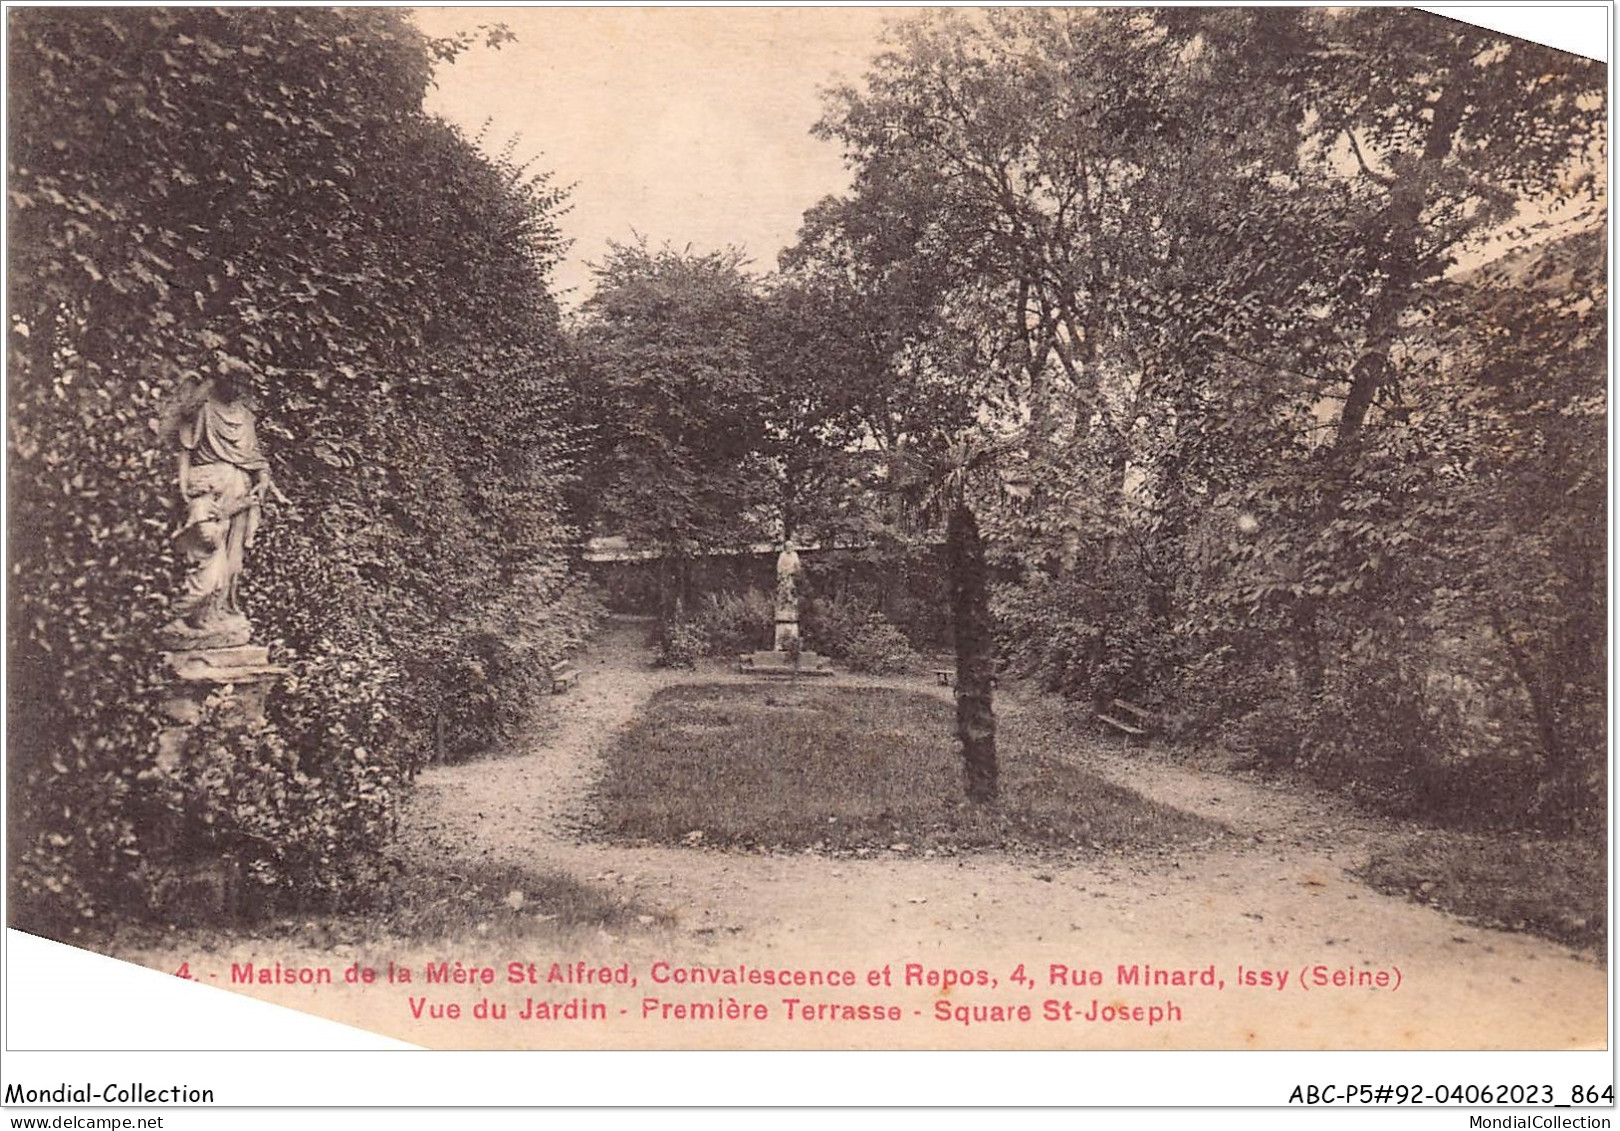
411 7 904 303
409 6 1608 306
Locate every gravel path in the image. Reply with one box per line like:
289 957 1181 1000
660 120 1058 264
114 616 1607 1050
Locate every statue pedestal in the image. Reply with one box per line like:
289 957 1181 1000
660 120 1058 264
747 544 830 676
157 644 287 770
161 610 253 651
773 619 801 651
737 649 834 677
154 643 286 922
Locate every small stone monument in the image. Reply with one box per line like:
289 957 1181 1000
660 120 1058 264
157 361 287 768
773 541 801 651
738 542 831 677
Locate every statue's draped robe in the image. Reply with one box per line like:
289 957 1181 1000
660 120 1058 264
773 546 801 650
174 396 268 626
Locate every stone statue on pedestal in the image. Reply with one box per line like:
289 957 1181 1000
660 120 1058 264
774 542 802 652
157 358 287 769
737 541 831 677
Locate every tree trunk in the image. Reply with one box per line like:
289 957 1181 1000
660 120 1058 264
947 502 997 803
1489 605 1566 768
1337 89 1466 446
657 549 693 627
1292 598 1326 702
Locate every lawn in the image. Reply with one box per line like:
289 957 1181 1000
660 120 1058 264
592 683 1224 855
97 858 660 958
356 859 665 942
1359 831 1606 952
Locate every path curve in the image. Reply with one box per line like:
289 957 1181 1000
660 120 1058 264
112 616 1605 1050
383 617 1603 1049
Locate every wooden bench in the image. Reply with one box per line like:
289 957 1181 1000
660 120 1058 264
550 660 580 693
1098 698 1153 743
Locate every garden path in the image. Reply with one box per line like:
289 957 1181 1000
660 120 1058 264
116 616 1605 1050
380 616 1604 1049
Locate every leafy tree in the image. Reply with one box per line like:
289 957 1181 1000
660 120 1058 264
1156 11 1605 809
782 195 978 459
1248 9 1606 444
749 277 889 548
809 7 1606 824
810 11 1292 716
781 196 1009 801
757 234 981 557
1422 230 1606 821
572 242 772 619
801 8 1221 796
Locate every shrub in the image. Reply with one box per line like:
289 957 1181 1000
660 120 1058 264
993 566 1179 710
844 616 920 675
1303 648 1537 827
799 545 952 650
424 578 608 764
802 591 870 660
692 589 774 656
991 576 1106 699
1192 626 1556 831
149 693 398 918
656 622 704 670
1217 694 1311 771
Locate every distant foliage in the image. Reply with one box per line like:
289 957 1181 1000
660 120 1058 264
571 243 774 623
692 590 774 657
843 617 921 676
992 566 1176 711
801 592 870 661
8 9 587 935
807 8 1604 831
655 623 705 671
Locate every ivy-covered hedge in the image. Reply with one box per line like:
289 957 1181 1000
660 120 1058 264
8 9 590 935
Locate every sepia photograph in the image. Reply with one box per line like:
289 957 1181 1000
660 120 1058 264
3 1 1610 1112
